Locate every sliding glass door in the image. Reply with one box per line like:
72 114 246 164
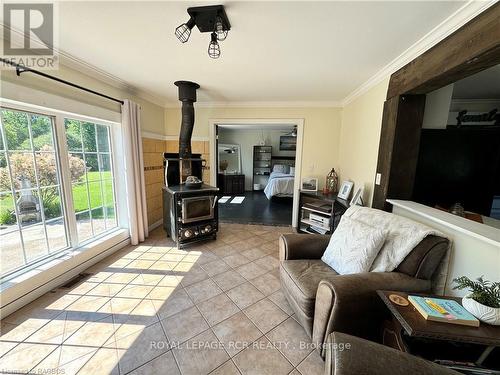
0 107 118 276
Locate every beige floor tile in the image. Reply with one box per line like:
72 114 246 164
233 336 293 375
211 244 237 258
137 252 163 261
87 282 125 297
126 259 156 270
115 284 154 299
23 311 85 345
243 299 288 334
197 293 240 326
232 240 257 252
162 306 209 344
153 289 194 319
128 350 180 375
0 318 51 342
185 278 223 304
212 270 246 292
177 265 209 287
66 281 100 295
226 282 265 309
186 251 218 265
222 253 251 268
173 262 194 273
212 312 262 357
88 271 114 283
64 315 116 347
266 317 313 366
147 285 177 300
149 260 178 271
161 253 187 262
240 248 265 262
296 349 324 375
173 329 229 375
0 342 58 374
249 272 281 296
113 298 159 326
31 344 98 375
114 321 170 374
0 341 17 357
105 271 141 284
201 259 231 277
65 295 110 314
157 275 183 288
235 262 268 281
253 255 279 271
77 347 120 375
268 290 294 315
98 296 142 315
289 370 301 375
210 360 241 374
130 273 165 286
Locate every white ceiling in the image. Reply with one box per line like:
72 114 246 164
56 1 468 105
452 64 500 99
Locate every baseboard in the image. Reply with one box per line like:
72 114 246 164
149 219 163 232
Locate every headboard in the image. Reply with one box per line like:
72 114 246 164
271 156 295 169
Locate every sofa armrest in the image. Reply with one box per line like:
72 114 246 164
313 272 431 357
324 332 459 375
279 234 331 261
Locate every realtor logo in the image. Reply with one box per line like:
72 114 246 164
2 3 57 69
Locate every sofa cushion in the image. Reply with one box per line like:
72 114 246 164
280 259 337 316
321 216 387 275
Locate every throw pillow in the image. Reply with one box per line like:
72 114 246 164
321 216 387 275
289 166 295 175
273 164 287 173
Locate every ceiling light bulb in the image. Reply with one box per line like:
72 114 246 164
208 32 221 59
175 17 195 43
215 16 228 41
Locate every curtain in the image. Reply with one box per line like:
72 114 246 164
121 100 148 245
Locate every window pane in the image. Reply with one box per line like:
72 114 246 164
2 110 31 151
9 152 37 188
16 189 42 227
88 181 103 209
30 115 54 151
0 127 4 151
46 218 67 253
23 223 48 261
92 207 105 234
0 192 17 229
65 119 82 151
0 230 24 274
0 152 12 194
96 125 110 152
68 153 86 183
82 123 97 152
72 183 89 213
42 186 63 219
76 211 92 242
35 151 60 187
104 205 116 229
99 153 112 175
85 154 99 180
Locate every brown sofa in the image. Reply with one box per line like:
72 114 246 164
324 332 459 375
279 233 449 357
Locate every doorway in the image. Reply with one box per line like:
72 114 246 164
209 119 304 227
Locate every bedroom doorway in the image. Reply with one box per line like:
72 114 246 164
209 120 304 227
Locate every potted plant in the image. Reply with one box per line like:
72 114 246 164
453 276 500 325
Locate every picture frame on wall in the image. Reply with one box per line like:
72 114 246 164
337 180 354 200
301 177 318 192
350 187 364 206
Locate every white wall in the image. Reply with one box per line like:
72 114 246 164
219 127 296 190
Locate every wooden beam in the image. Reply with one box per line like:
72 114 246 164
387 3 500 99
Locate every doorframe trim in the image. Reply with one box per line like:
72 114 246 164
208 118 304 227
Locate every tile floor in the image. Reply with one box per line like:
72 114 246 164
0 223 324 375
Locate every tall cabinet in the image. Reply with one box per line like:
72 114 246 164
252 145 272 190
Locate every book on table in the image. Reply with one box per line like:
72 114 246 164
408 295 479 327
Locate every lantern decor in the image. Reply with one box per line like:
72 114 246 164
326 168 339 194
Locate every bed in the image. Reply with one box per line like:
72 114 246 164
264 158 295 199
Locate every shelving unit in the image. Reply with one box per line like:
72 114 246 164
252 145 272 190
297 190 349 235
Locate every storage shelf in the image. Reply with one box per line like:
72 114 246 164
301 206 331 216
300 218 330 231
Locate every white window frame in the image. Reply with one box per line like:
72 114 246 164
0 99 126 277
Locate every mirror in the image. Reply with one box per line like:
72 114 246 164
218 143 241 174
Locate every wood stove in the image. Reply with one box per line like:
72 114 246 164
162 80 219 248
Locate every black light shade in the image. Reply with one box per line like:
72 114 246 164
175 17 195 43
208 32 221 59
215 16 228 41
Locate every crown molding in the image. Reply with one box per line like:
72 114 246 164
164 100 343 109
341 0 498 107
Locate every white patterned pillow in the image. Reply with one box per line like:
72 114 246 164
321 216 387 275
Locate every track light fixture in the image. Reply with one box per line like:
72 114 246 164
175 17 195 43
208 33 221 59
175 5 230 59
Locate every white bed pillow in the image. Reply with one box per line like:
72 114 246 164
273 164 288 173
289 166 295 175
321 216 387 275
